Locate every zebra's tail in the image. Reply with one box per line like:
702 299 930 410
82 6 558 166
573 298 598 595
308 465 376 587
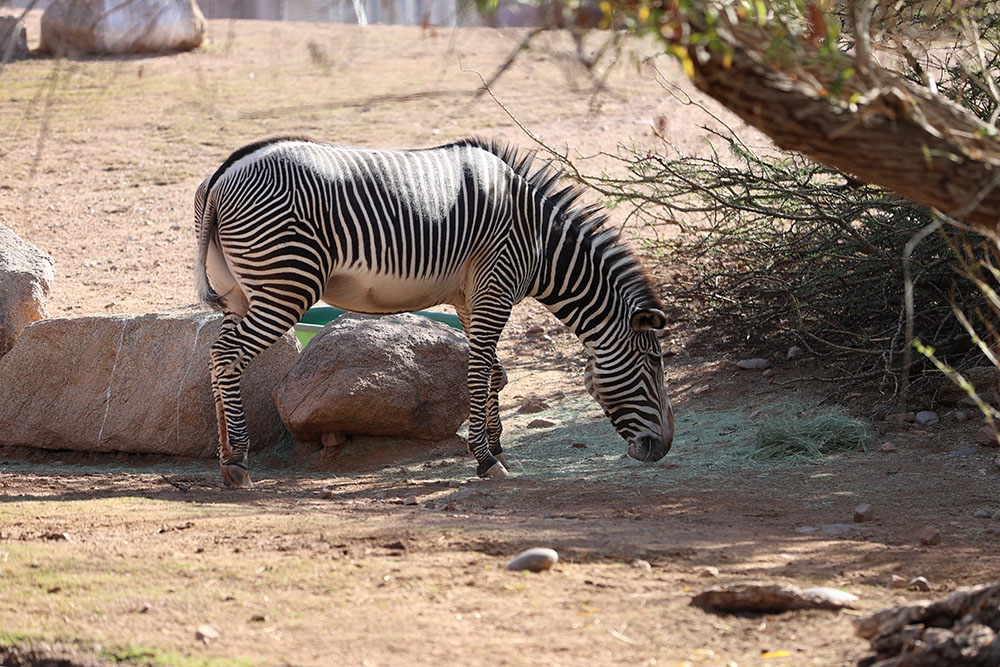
193 177 225 311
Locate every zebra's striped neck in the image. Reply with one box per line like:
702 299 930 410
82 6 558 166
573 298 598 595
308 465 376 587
441 138 663 346
531 202 660 347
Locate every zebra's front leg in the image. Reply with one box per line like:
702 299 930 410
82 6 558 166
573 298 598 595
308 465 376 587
486 360 508 467
466 301 512 478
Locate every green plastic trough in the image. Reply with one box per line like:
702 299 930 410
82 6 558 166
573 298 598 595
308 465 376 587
293 306 463 347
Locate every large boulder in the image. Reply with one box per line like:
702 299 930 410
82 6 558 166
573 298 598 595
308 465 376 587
273 313 469 444
0 223 54 357
1 16 30 61
0 308 299 458
40 0 206 56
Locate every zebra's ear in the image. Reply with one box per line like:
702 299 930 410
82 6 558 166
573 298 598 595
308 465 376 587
630 308 667 331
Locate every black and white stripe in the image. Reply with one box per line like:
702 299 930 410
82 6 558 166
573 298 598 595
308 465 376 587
194 137 673 485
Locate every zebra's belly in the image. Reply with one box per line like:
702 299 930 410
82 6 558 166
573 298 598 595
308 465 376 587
321 269 462 315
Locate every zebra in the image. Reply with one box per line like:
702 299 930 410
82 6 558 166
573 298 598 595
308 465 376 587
194 136 673 488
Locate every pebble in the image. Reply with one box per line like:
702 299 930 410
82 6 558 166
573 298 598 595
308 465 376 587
973 509 993 519
880 442 899 453
525 325 545 336
914 410 940 426
853 503 874 523
954 410 969 423
196 625 220 642
517 398 549 414
802 587 859 604
976 426 998 447
447 480 463 488
698 566 720 578
950 447 978 456
787 345 804 360
319 488 334 500
528 418 556 428
907 576 931 592
692 384 711 395
403 495 419 506
889 575 908 589
919 527 941 546
630 559 652 572
505 547 559 572
761 368 774 379
735 358 771 370
819 523 853 535
571 442 587 449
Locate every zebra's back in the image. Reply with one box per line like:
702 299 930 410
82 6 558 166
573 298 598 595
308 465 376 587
206 139 518 315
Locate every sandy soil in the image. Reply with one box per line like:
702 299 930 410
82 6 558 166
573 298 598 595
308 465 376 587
1 13 999 667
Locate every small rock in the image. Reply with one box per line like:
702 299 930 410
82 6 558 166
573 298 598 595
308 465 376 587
919 527 941 546
691 583 857 613
517 398 549 414
761 368 774 379
525 325 545 336
250 614 267 622
630 559 652 572
950 447 978 456
819 523 853 535
698 566 720 578
447 480 463 488
41 532 70 541
786 345 804 360
571 442 587 449
196 625 220 642
735 358 771 370
403 495 419 506
853 503 874 523
953 410 969 423
505 547 559 572
976 426 998 447
319 488 334 500
802 587 859 605
692 384 711 395
907 576 931 592
973 509 993 519
914 410 940 426
527 418 556 428
880 442 899 453
889 574 908 589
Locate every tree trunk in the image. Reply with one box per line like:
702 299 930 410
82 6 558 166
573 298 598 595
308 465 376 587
676 2 1000 236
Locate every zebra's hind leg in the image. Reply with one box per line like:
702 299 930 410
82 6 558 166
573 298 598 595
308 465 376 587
210 304 300 488
211 313 241 465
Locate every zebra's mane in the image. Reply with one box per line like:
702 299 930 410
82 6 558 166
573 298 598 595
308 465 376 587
448 138 664 311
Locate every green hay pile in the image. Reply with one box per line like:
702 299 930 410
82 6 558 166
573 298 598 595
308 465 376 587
751 407 869 461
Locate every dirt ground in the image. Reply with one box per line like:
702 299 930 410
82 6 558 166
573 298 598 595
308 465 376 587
2 12 1000 667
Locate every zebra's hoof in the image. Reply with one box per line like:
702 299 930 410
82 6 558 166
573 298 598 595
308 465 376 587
482 461 509 479
221 463 254 489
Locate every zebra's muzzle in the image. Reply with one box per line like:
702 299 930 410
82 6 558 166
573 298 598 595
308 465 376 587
627 435 671 463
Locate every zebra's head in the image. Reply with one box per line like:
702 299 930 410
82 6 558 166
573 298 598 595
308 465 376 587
584 308 673 463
